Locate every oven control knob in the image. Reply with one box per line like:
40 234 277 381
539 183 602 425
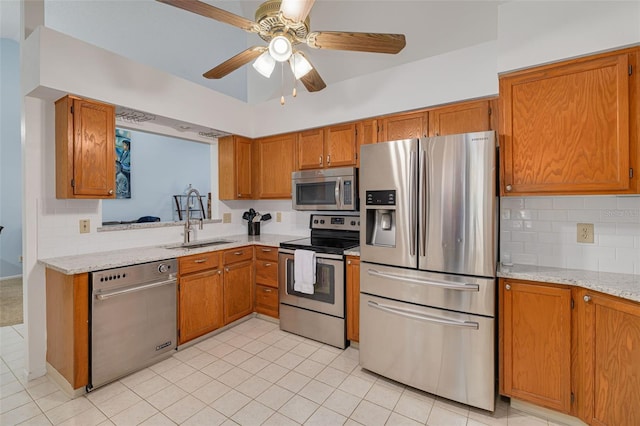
157 264 170 273
320 220 325 224
350 220 356 226
313 220 318 224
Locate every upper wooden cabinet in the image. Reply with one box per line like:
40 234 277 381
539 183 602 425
356 119 378 168
500 48 638 195
297 124 357 169
219 135 253 200
428 99 493 137
379 111 428 142
500 279 572 413
55 95 115 199
254 133 296 199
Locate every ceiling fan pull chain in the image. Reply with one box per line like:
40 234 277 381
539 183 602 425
280 63 285 105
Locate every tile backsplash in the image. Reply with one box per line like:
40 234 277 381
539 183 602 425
500 196 640 275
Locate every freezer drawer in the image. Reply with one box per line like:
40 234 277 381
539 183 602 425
360 262 495 317
359 293 495 411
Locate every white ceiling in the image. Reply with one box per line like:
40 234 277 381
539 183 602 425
1 0 500 104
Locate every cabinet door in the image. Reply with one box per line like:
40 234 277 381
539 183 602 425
380 111 428 142
255 134 295 198
255 285 279 318
55 96 115 199
577 289 640 426
179 269 223 344
356 119 378 168
500 52 633 195
501 279 572 413
324 123 357 168
219 135 253 200
346 256 360 342
223 260 254 324
297 128 324 169
428 100 492 137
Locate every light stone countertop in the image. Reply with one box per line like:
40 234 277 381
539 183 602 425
39 234 301 275
344 247 360 257
498 263 640 303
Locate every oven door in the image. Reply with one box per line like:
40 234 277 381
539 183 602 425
278 249 344 318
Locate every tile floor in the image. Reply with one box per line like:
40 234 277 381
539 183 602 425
1 317 561 425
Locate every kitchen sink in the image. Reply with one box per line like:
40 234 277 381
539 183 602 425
166 239 236 249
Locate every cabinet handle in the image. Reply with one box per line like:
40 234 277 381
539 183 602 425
319 156 322 166
505 184 512 192
584 295 591 303
193 259 207 264
264 263 272 267
327 155 330 165
108 189 114 195
218 270 222 275
237 193 241 197
505 284 511 290
261 248 272 252
347 260 351 265
264 288 273 293
225 267 230 272
234 251 243 256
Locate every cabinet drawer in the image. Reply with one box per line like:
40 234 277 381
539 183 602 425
256 260 278 288
255 246 278 261
179 252 220 275
256 284 278 318
223 246 253 265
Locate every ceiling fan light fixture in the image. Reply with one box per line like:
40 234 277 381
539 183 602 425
252 51 276 78
269 35 293 62
289 51 313 79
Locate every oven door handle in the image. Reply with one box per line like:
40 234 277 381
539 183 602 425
95 278 177 301
278 249 344 260
367 300 479 329
367 269 479 291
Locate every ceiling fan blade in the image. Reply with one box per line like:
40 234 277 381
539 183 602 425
203 47 266 79
300 65 326 92
280 0 315 23
308 31 406 54
157 0 258 33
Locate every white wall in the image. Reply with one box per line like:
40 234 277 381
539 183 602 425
0 38 22 278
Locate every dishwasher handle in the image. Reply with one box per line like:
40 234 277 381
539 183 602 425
367 268 479 291
95 278 177 301
367 300 479 329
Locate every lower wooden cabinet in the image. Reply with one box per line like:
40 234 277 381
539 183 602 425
500 279 572 413
346 256 360 342
575 288 640 426
178 252 223 345
500 278 640 426
223 246 254 324
255 246 279 318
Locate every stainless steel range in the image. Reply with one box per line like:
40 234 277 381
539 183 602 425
278 214 360 349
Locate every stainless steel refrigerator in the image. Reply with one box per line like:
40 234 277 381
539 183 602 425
359 131 497 411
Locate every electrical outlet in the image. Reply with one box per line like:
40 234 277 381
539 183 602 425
223 213 231 223
276 212 282 222
79 219 90 234
577 223 594 243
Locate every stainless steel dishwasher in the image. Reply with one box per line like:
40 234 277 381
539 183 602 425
90 259 177 390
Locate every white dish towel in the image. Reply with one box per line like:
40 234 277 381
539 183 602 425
294 249 316 295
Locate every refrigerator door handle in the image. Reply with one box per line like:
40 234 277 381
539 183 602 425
409 151 417 256
419 149 427 257
367 268 479 291
367 300 479 329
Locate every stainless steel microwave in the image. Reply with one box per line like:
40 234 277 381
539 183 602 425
292 167 358 211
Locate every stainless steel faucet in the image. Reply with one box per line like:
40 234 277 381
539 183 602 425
184 188 204 244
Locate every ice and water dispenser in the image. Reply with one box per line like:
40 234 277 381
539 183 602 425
364 190 396 248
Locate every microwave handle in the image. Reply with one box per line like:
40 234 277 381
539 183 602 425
335 177 342 209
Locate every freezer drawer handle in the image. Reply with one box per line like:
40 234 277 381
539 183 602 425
367 269 479 291
367 301 479 329
95 278 176 301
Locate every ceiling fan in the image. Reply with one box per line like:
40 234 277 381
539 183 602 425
157 0 406 94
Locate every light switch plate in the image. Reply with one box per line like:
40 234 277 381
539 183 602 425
276 212 282 222
223 213 231 223
577 223 594 243
79 219 90 234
